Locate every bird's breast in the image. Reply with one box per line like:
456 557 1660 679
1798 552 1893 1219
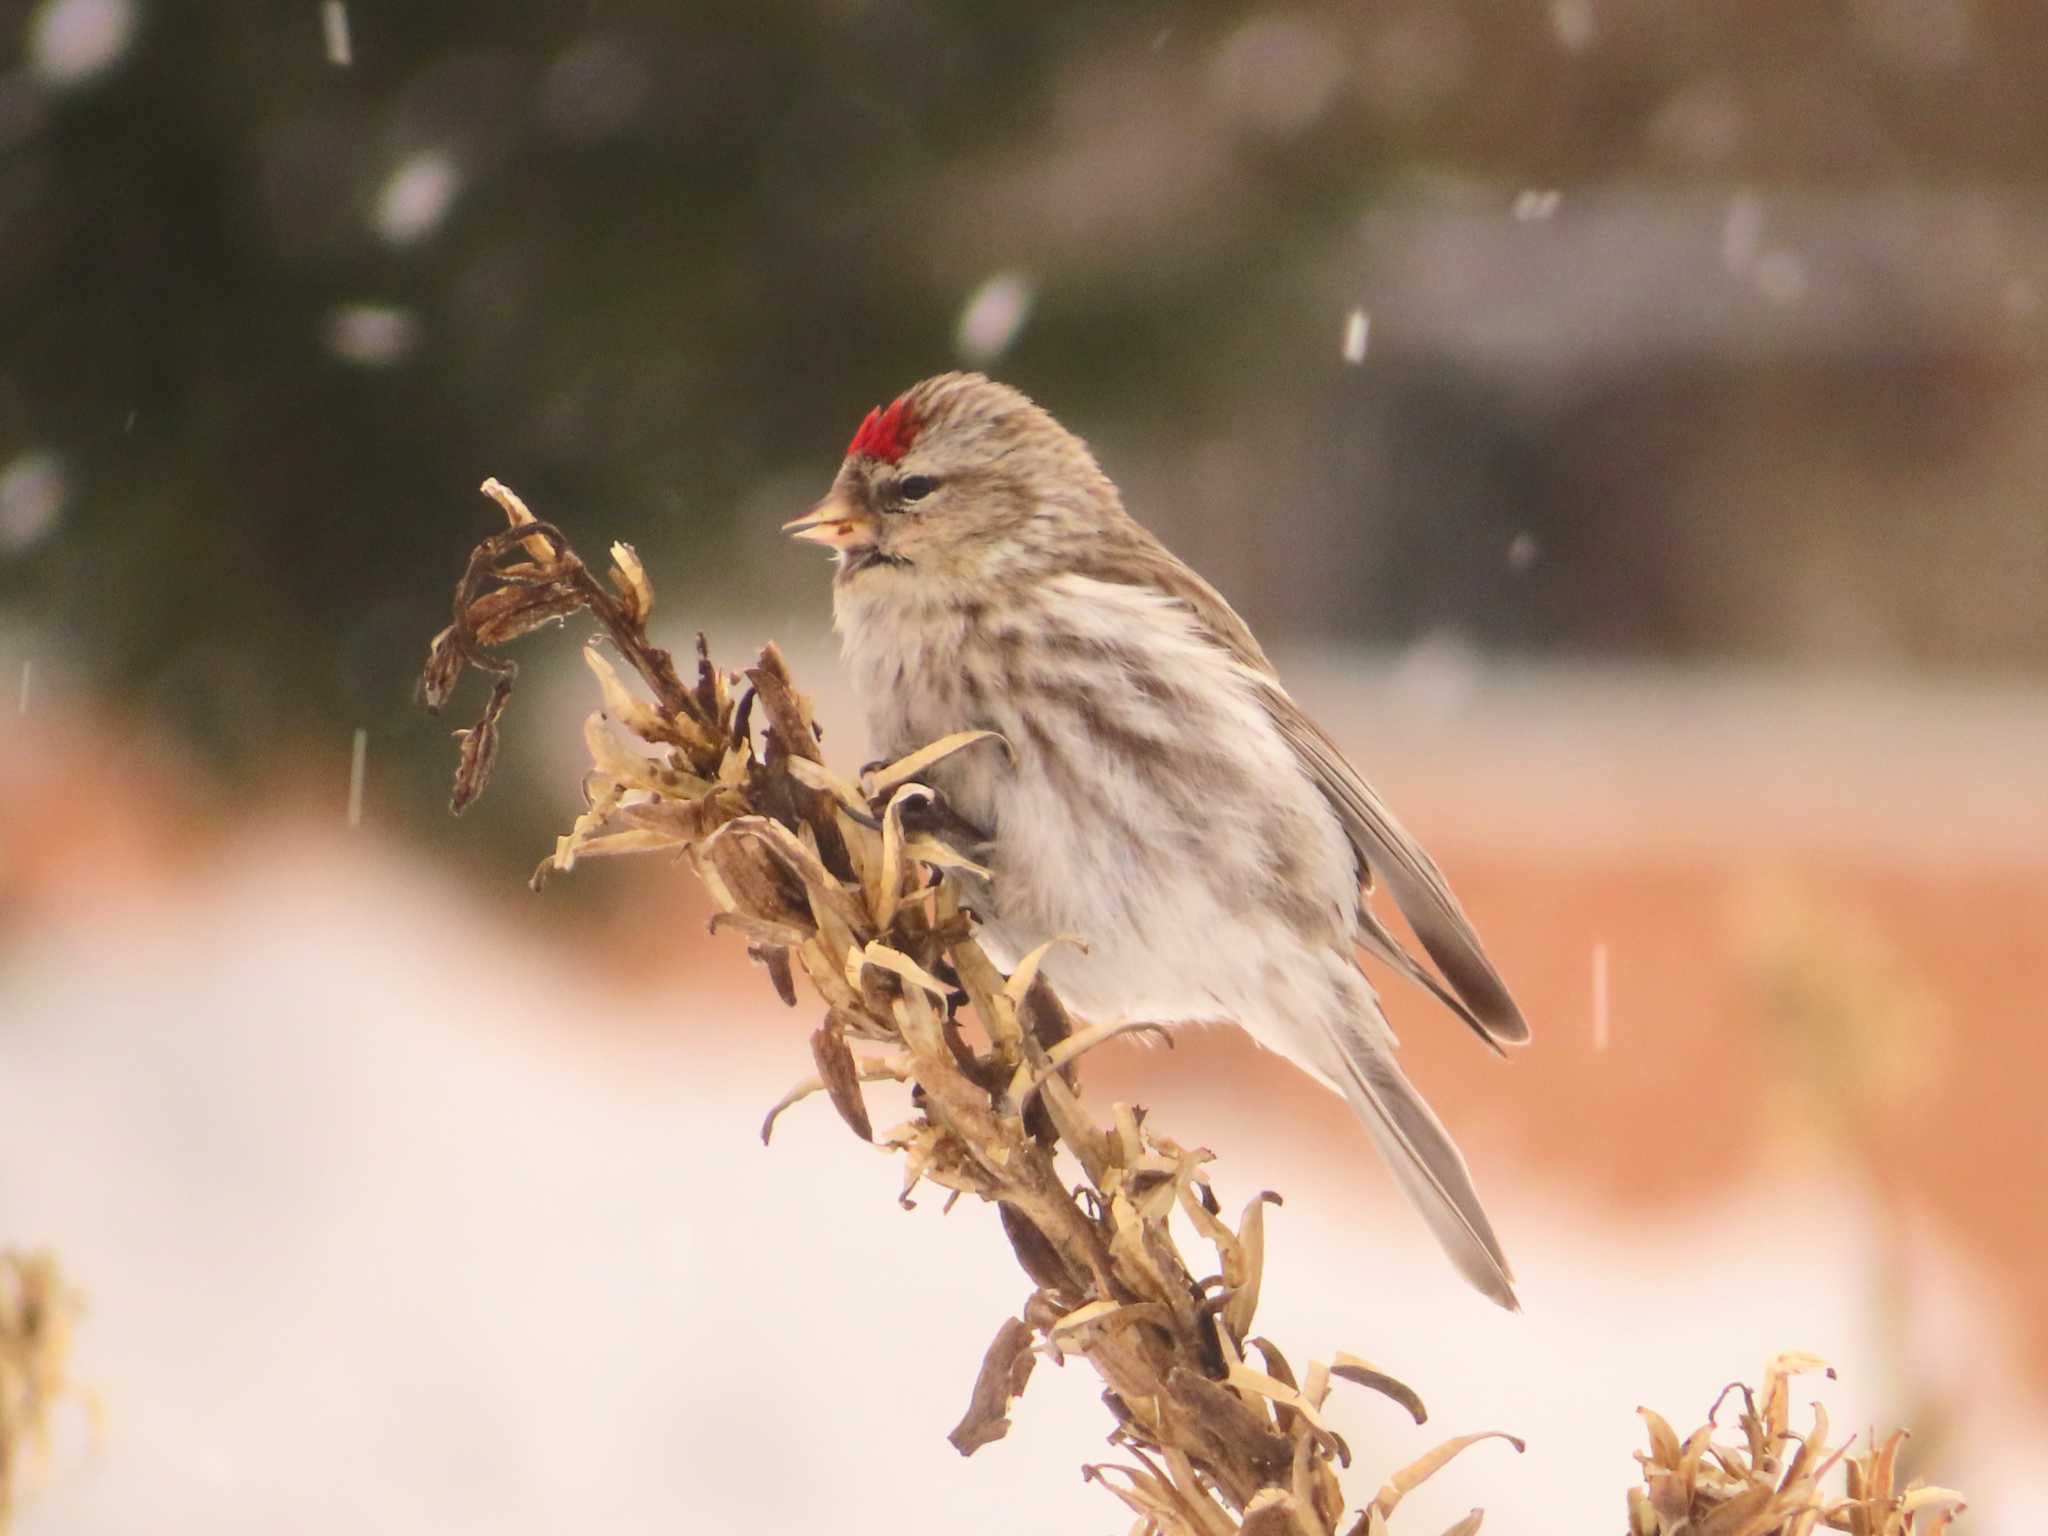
836 577 1357 973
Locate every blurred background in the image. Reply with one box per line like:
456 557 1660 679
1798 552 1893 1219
2 0 2044 1530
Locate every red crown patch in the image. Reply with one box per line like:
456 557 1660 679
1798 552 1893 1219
848 398 918 464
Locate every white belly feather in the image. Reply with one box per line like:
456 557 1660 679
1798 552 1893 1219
835 569 1369 1076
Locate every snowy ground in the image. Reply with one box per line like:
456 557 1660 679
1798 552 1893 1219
1 827 2036 1533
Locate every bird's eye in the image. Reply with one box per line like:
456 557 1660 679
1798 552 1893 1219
896 475 936 504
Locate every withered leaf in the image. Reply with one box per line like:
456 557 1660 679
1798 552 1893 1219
1079 1462 1183 1527
810 1016 873 1142
479 475 553 559
466 580 586 647
1221 1190 1281 1343
449 677 512 814
608 540 651 624
750 943 798 1007
1020 972 1075 1054
1247 1339 1301 1437
1692 1480 1780 1536
1640 1406 1684 1469
1248 1339 1297 1390
864 728 1013 800
1646 1468 1691 1523
617 793 740 845
998 1202 1076 1296
1240 1490 1320 1536
948 1315 1037 1456
1370 1431 1525 1522
848 941 953 1003
1164 1367 1292 1474
693 632 723 724
999 933 1090 1018
1864 1427 1906 1504
698 824 811 929
419 624 465 712
746 647 822 765
707 910 811 950
732 818 870 946
783 755 870 818
1330 1354 1428 1427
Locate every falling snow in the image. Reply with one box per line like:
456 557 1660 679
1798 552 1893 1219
955 272 1036 368
374 151 461 247
25 0 136 87
326 305 419 367
321 1 352 67
1755 249 1808 307
348 727 368 829
1548 0 1598 53
1341 307 1370 364
0 449 68 552
1721 191 1764 274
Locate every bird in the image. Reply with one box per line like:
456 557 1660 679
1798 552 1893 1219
784 372 1531 1308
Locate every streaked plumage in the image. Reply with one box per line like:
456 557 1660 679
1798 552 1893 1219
786 373 1531 1308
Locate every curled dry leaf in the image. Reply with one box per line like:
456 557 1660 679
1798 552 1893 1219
466 579 587 647
1329 1355 1428 1428
609 540 652 625
1368 1433 1525 1525
751 943 798 1007
948 1316 1037 1456
697 824 810 933
1221 1191 1281 1345
759 1052 912 1146
862 728 1013 800
809 1015 874 1142
419 624 465 712
745 647 823 765
449 677 511 814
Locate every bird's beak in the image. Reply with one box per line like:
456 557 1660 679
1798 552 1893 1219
782 491 876 552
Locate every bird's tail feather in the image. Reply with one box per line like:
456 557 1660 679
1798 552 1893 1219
1332 1032 1519 1311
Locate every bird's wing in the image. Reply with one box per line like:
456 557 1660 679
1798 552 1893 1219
1353 899 1505 1057
1076 518 1529 1047
1069 523 1278 675
1263 690 1532 1048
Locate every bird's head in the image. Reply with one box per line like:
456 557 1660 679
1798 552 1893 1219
784 372 1117 598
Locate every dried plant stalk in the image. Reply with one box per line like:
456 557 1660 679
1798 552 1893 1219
422 483 1965 1536
0 1250 86 1533
422 481 1520 1534
1628 1353 1965 1536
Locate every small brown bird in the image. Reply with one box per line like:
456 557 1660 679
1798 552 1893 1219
786 373 1531 1308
